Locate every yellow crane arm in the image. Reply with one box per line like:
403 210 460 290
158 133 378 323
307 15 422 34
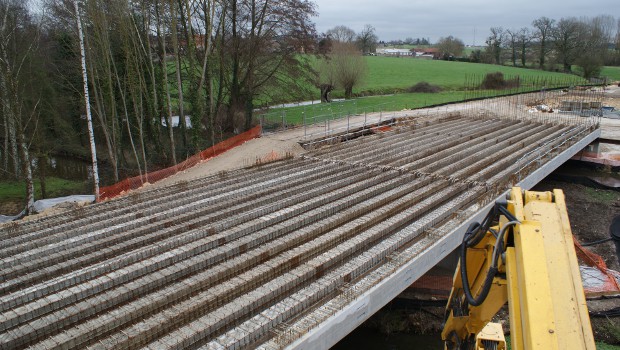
441 187 595 350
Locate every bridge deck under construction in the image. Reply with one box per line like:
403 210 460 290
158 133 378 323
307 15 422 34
0 113 599 349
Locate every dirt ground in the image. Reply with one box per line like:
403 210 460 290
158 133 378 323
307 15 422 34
534 180 620 271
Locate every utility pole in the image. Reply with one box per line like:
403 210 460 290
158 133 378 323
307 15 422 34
74 0 100 201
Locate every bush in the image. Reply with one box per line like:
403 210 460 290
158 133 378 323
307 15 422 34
480 72 520 90
407 81 442 93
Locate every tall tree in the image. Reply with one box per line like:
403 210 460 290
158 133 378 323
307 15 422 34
517 27 531 67
552 17 584 72
331 41 366 99
577 16 612 79
436 35 464 59
74 0 99 201
325 25 355 43
485 27 504 65
0 0 41 212
224 0 317 131
532 16 555 69
505 29 518 66
356 24 378 54
155 0 177 165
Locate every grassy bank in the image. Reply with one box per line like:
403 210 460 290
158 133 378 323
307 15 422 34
259 91 468 126
0 177 89 203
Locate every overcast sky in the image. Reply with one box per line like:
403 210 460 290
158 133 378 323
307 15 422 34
312 0 618 45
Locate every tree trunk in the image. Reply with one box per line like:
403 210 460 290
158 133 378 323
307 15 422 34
539 40 546 69
17 129 34 214
320 84 333 103
169 0 188 152
0 66 19 178
0 86 18 178
38 154 47 199
75 0 100 201
344 86 353 99
227 0 240 131
2 111 7 171
156 1 177 165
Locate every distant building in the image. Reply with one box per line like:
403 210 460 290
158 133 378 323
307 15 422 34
411 48 441 59
375 48 414 57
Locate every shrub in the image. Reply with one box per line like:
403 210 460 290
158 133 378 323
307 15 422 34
480 72 520 90
407 81 442 93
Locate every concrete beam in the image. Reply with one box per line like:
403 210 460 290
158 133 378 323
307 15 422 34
286 128 601 350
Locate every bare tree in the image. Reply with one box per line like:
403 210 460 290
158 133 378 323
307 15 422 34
517 27 531 67
0 0 41 212
553 17 584 72
331 42 366 99
315 56 336 103
532 16 555 69
74 0 100 201
356 24 378 54
505 29 518 66
225 0 318 131
485 27 504 65
616 18 620 52
325 25 355 43
577 16 611 79
155 0 177 165
436 35 464 59
169 0 188 152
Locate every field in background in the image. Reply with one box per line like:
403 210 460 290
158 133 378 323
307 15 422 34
600 66 620 81
260 59 592 129
360 57 578 93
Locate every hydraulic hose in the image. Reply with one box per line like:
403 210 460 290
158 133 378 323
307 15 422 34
460 220 519 307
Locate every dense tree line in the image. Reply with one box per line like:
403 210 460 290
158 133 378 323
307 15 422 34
480 15 619 78
0 0 317 212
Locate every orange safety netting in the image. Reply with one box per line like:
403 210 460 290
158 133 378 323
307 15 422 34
573 237 620 297
99 125 262 201
408 240 620 299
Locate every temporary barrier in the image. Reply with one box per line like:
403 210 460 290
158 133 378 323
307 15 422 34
574 238 620 296
408 239 620 300
99 125 262 201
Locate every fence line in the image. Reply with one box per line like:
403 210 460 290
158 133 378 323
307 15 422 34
99 125 262 201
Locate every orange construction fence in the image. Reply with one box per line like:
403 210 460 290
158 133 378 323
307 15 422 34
573 237 620 297
99 125 262 201
409 239 620 299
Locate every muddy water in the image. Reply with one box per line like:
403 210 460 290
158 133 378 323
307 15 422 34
332 328 443 349
550 160 620 189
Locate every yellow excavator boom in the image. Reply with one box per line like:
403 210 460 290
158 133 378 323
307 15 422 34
441 187 595 350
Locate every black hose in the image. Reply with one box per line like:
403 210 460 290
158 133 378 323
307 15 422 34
460 217 519 307
460 237 498 307
581 237 614 247
590 307 620 318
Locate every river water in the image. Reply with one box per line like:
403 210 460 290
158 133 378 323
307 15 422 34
332 328 443 349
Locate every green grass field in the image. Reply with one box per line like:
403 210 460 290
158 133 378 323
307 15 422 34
261 90 480 127
360 57 582 93
601 66 620 81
